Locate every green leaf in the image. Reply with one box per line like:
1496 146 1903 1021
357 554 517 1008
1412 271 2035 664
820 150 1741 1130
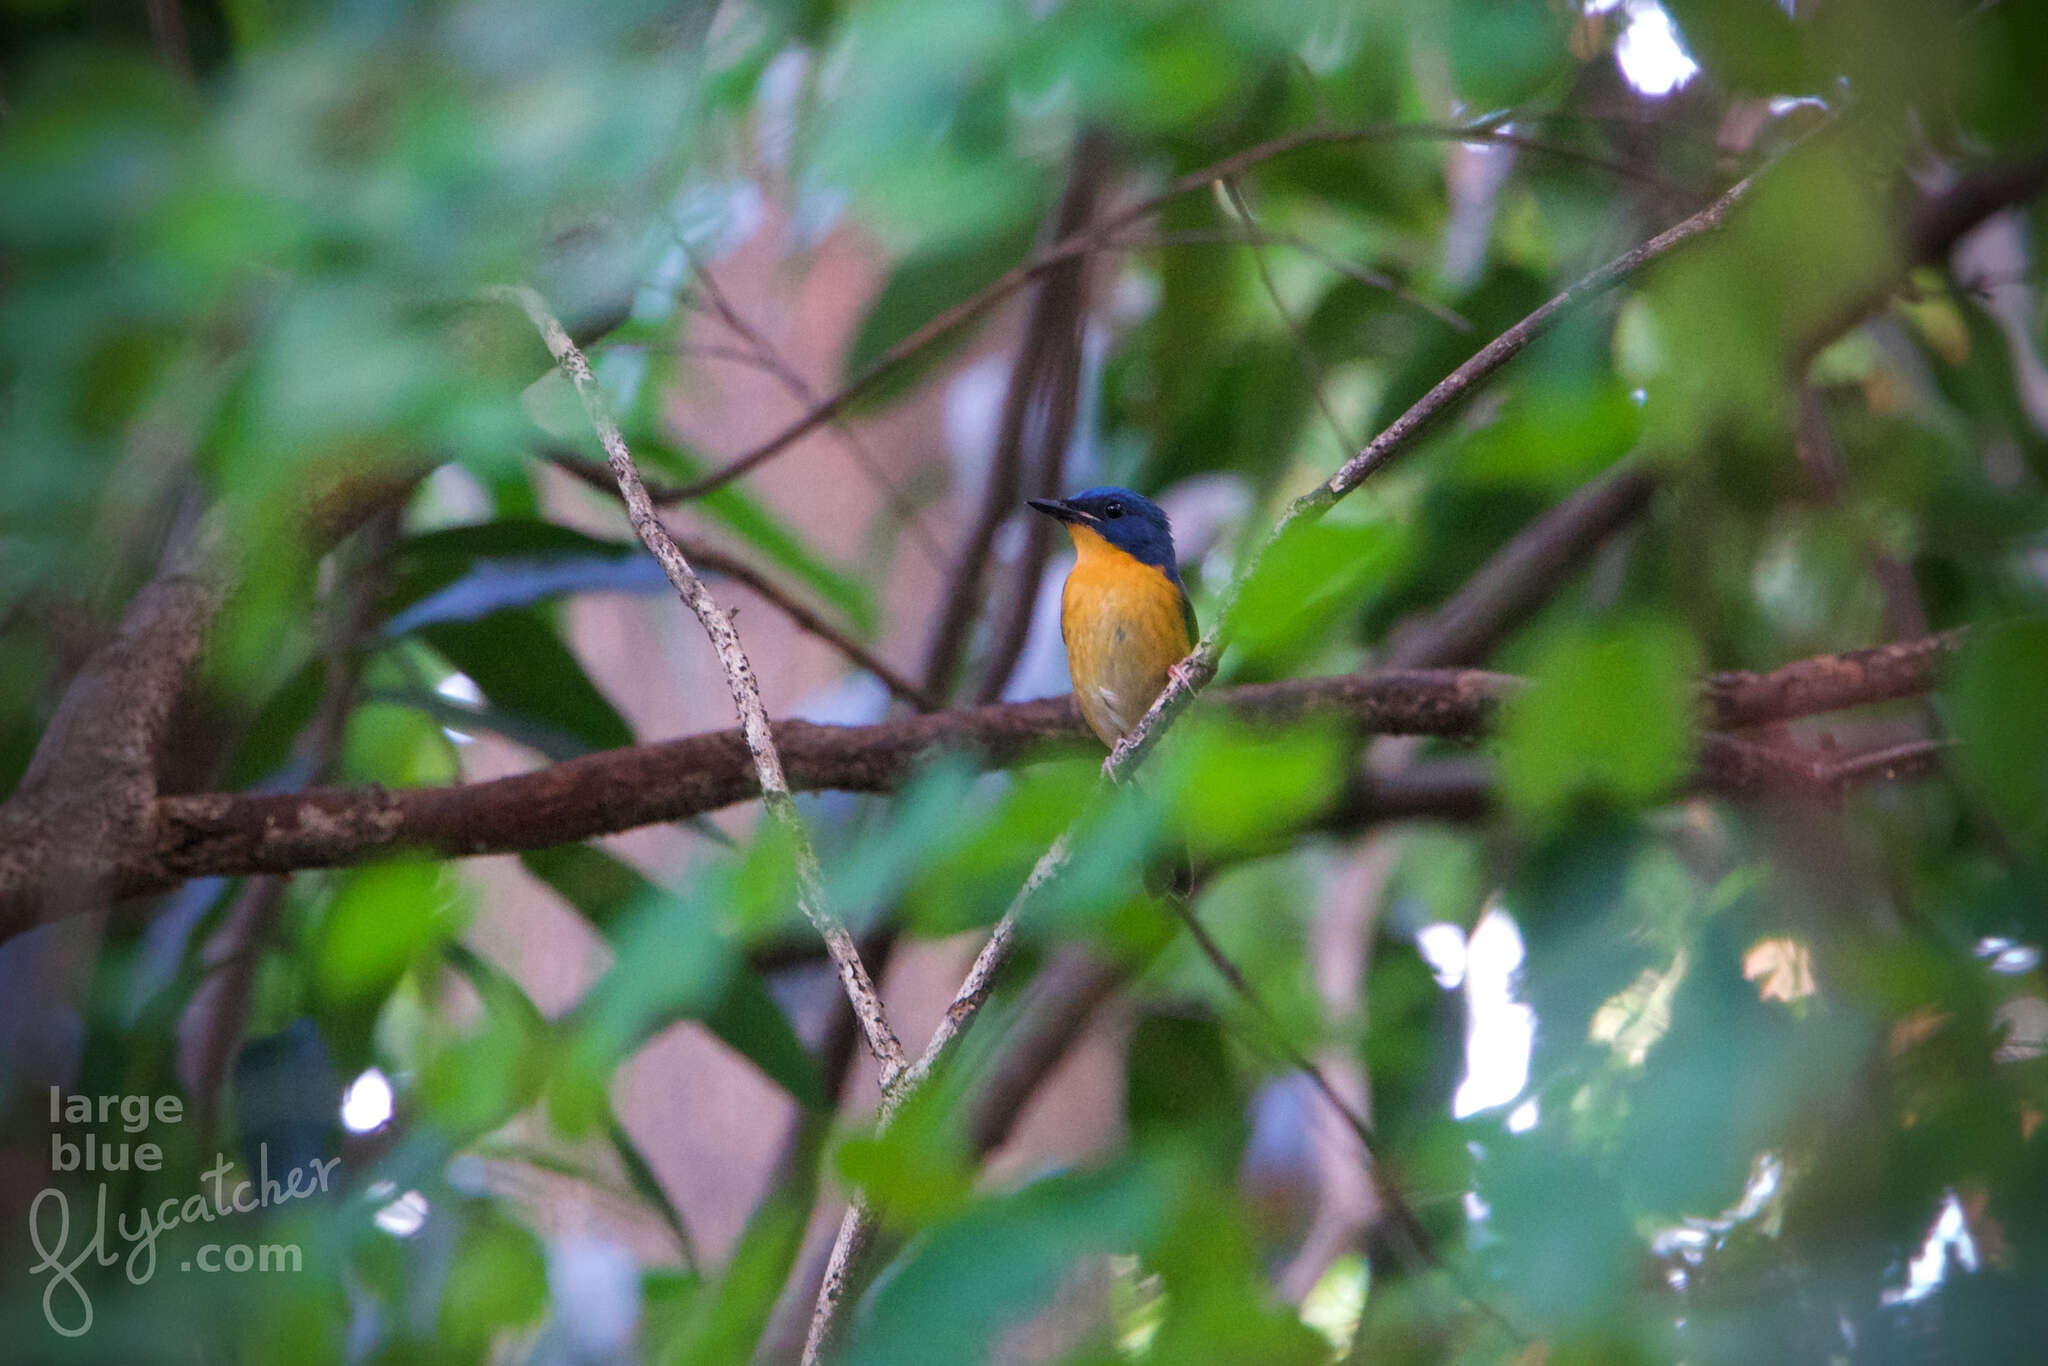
1127 1011 1243 1166
1165 715 1346 860
316 861 470 1005
1498 616 1701 821
1944 619 2048 861
1446 1 1570 109
612 1118 699 1268
437 1211 549 1354
420 609 634 754
842 1163 1167 1366
535 846 826 1109
1228 515 1405 671
430 945 551 1134
1458 380 1643 488
522 844 656 935
1661 0 1817 94
338 696 461 787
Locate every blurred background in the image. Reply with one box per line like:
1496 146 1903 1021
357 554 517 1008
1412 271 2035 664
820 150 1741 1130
1 0 2045 1362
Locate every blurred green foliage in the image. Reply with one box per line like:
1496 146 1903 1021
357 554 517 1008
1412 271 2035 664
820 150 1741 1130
3 0 2047 1364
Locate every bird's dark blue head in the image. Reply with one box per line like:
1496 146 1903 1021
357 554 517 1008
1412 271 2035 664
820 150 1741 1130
1028 487 1181 578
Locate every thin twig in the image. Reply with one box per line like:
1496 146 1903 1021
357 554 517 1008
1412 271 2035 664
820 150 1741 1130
492 284 908 1088
549 452 936 709
1222 177 1355 457
664 116 1702 502
686 262 951 570
1105 226 1472 331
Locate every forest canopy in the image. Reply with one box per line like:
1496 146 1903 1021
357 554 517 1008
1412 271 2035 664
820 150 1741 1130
1 1 2045 1364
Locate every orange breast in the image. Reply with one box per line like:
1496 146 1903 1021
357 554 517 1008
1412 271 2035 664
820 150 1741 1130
1058 526 1195 747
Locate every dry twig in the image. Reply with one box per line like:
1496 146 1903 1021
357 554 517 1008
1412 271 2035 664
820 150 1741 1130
493 284 908 1088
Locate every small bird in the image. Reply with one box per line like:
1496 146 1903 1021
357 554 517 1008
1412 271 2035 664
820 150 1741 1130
1027 487 1197 750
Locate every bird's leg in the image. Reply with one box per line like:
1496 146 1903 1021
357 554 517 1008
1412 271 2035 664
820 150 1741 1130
1165 655 1200 693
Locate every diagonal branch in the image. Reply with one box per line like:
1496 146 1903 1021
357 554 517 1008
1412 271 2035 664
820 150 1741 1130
686 262 951 571
492 284 908 1089
549 452 938 709
1095 167 1766 791
1381 463 1661 670
1222 177 1355 458
664 117 1692 503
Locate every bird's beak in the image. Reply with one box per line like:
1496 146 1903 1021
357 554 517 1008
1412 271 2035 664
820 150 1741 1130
1027 497 1092 525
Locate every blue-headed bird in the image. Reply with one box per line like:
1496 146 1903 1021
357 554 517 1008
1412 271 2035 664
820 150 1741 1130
1027 487 1197 751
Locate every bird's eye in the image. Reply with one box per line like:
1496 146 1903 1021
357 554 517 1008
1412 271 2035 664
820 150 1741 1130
1102 500 1125 519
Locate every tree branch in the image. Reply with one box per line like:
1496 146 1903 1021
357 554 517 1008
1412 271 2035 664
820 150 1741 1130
71 635 1953 909
685 262 951 571
493 284 908 1088
925 132 1106 702
0 546 225 939
550 452 937 710
660 117 1689 503
1381 464 1660 669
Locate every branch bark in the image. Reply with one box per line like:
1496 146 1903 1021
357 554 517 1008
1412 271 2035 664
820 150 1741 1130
62 629 1953 912
0 550 225 939
925 132 1106 702
493 285 908 1088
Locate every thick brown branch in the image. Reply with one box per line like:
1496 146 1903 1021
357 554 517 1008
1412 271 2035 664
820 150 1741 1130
83 636 1955 911
1704 630 1960 731
0 561 224 939
126 671 1501 893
